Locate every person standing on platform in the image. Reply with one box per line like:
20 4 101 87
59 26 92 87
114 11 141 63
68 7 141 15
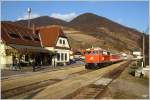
32 58 36 72
12 56 17 70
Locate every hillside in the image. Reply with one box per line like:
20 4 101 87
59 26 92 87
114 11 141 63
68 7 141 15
69 13 142 51
13 13 144 53
15 16 67 27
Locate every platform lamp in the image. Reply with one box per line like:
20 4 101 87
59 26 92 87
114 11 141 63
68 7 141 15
27 8 31 28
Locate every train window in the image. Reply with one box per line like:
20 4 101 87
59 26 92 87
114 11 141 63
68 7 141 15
107 52 110 55
93 51 98 55
86 51 91 54
103 51 108 55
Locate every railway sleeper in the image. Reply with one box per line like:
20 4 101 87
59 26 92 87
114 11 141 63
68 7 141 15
2 79 62 99
63 84 106 99
64 61 131 99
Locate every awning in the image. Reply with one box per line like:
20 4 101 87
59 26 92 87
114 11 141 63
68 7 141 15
9 44 51 53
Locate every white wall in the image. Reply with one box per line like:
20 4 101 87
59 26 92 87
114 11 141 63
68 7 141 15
55 49 70 62
0 42 6 69
56 37 70 48
0 42 13 69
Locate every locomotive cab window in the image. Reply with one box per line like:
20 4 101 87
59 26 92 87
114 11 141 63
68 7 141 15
103 51 108 55
92 51 98 55
107 52 110 55
86 51 91 54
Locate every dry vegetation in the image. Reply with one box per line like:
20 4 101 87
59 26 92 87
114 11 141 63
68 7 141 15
100 64 149 99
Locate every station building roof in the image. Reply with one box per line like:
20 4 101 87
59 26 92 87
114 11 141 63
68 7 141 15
37 26 67 47
1 21 41 47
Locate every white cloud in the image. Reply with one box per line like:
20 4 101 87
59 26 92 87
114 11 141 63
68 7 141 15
50 12 78 22
17 13 40 21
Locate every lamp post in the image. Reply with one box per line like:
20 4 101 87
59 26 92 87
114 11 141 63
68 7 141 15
27 8 31 28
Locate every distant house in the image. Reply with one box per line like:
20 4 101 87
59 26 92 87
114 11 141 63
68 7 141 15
133 51 141 56
38 26 71 66
132 49 142 60
0 22 50 69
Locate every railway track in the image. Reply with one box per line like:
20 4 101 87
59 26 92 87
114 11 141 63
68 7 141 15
1 66 92 99
2 61 130 99
63 60 131 99
31 61 128 99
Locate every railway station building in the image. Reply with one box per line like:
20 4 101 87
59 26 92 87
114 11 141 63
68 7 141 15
0 22 52 69
37 25 71 66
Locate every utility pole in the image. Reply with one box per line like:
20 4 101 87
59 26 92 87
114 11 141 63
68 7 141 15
142 32 145 67
27 8 31 28
142 27 149 67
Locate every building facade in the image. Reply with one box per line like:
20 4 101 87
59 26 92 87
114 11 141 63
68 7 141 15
0 22 51 69
38 26 71 66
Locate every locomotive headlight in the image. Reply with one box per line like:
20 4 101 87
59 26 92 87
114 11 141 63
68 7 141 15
90 57 94 60
102 57 104 60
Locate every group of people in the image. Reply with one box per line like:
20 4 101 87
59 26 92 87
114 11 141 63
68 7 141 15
11 56 37 72
11 56 21 71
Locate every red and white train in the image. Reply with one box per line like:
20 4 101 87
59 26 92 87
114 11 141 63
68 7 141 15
83 47 123 69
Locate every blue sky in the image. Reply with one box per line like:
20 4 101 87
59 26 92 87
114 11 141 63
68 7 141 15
1 1 149 32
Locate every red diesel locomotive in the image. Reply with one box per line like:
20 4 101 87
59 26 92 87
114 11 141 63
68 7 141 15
83 47 123 69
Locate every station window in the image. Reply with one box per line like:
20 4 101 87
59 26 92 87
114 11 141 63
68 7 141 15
65 53 67 60
63 40 65 45
57 53 60 61
59 39 62 44
61 53 64 61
